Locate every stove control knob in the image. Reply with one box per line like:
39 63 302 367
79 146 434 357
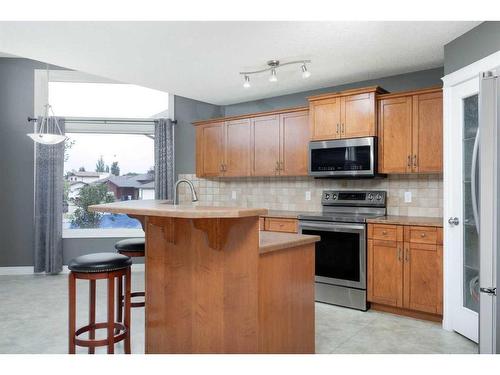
324 193 330 200
367 193 373 200
376 194 382 201
332 194 338 200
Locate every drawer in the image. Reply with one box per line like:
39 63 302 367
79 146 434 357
264 218 298 233
407 226 438 244
370 224 399 241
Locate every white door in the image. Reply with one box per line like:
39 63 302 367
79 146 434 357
444 77 480 342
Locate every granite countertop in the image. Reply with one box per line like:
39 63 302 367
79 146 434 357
366 215 443 227
89 200 268 219
259 231 320 254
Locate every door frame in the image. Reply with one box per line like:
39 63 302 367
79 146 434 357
442 50 500 336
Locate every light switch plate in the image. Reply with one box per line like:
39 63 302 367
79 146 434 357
231 191 237 200
404 191 412 203
305 191 311 201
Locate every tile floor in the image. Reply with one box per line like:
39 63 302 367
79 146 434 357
0 273 477 354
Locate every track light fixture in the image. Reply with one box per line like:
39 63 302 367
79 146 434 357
239 59 311 88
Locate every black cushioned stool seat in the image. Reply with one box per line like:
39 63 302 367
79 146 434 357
68 252 132 273
114 238 145 255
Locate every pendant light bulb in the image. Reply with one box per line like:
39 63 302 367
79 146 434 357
301 64 311 79
243 75 251 88
269 68 278 82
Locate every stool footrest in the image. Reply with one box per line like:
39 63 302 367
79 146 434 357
74 322 127 348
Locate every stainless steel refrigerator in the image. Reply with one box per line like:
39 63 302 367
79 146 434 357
479 69 500 354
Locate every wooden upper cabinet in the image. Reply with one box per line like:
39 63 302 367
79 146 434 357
378 87 443 174
341 92 377 138
412 91 443 173
195 122 224 177
280 111 309 176
224 118 252 177
378 96 413 173
308 86 386 141
252 115 281 176
309 97 341 140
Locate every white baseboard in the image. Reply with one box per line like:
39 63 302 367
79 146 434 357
0 263 145 276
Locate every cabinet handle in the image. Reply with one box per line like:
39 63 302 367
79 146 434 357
275 161 279 175
382 230 387 235
407 155 411 167
420 233 426 238
413 154 417 168
279 161 284 171
405 248 409 262
398 248 402 262
336 123 339 134
220 163 224 172
341 123 345 134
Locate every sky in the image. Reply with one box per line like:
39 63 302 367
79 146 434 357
65 133 154 175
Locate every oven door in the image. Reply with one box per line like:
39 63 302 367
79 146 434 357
308 137 376 177
299 221 366 289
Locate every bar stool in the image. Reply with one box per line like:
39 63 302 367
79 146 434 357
68 253 132 354
114 238 145 326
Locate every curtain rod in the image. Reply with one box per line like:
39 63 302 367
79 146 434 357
27 116 177 124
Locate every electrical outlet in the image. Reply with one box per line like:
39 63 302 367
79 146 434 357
231 191 237 200
404 191 412 203
305 191 311 201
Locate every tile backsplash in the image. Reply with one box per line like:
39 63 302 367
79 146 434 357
177 173 443 217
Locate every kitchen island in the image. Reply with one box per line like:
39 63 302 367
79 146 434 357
89 200 319 354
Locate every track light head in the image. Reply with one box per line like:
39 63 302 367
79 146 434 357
301 64 311 79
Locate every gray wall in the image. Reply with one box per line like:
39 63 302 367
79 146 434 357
174 95 223 176
0 58 42 266
444 21 500 75
223 67 443 117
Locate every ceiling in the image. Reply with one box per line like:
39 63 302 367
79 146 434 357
0 21 480 105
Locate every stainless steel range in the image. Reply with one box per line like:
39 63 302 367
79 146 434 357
298 190 387 311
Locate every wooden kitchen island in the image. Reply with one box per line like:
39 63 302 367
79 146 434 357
89 200 319 354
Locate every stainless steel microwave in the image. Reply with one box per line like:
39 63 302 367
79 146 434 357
308 137 381 178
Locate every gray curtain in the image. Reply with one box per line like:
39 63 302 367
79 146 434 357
34 117 65 274
154 118 174 200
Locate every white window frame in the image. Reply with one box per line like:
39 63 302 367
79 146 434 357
34 69 173 238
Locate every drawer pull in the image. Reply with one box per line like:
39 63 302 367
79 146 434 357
382 231 387 235
420 233 426 237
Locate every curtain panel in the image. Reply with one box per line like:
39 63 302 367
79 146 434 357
154 118 174 200
34 117 65 274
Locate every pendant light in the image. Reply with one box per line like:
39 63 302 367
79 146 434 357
27 66 67 145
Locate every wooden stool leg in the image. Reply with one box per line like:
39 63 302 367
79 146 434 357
116 275 123 333
107 274 115 354
124 268 132 354
68 272 76 354
88 279 96 354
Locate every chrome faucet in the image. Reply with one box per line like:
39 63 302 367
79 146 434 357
173 179 198 205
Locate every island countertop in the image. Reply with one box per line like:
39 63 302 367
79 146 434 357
89 199 268 219
259 231 320 254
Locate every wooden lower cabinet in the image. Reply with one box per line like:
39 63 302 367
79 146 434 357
367 223 443 321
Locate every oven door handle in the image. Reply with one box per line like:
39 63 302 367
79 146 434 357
299 221 365 232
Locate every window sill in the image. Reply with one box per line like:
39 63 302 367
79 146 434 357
62 228 145 239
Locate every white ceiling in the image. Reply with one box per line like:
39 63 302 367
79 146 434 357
0 21 480 105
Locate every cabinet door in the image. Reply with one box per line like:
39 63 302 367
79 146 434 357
309 97 341 141
224 118 252 177
279 111 309 176
412 91 443 173
196 122 224 177
367 239 404 307
403 242 443 314
378 97 413 173
341 92 376 138
252 115 281 176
